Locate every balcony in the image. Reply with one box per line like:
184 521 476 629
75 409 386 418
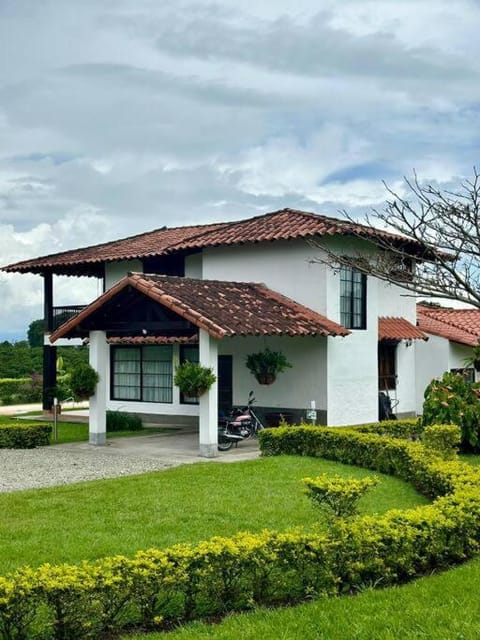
52 305 87 331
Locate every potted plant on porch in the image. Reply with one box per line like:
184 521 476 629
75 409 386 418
70 363 100 401
174 361 217 397
245 347 292 385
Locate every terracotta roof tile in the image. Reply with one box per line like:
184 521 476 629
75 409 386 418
378 316 428 342
50 273 350 342
3 208 424 276
417 304 480 346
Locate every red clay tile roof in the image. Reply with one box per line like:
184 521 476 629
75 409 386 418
417 304 480 346
378 317 428 342
3 208 424 276
50 273 350 342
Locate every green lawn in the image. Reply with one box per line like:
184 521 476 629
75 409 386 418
48 420 172 444
1 417 173 444
125 557 480 640
0 456 426 575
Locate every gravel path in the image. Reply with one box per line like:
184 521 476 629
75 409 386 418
0 448 175 493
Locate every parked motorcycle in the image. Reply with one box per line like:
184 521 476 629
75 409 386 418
217 391 265 451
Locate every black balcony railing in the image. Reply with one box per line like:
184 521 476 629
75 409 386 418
52 306 87 331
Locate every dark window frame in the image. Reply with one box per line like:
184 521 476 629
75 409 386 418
110 344 173 403
340 266 367 330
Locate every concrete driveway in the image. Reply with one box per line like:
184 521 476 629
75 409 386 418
58 427 261 466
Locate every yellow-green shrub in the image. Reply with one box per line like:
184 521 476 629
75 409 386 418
3 424 480 638
302 474 378 519
423 424 461 460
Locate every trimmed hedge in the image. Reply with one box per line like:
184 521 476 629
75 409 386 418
353 418 423 440
2 423 480 638
0 423 51 449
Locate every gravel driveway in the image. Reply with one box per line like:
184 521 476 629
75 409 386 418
0 431 260 493
0 447 175 493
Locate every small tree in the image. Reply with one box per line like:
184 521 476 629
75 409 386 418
422 372 480 451
302 474 378 521
27 319 45 348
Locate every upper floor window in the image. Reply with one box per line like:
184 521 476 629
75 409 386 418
340 267 367 329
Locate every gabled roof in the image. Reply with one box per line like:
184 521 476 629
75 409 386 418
50 273 350 342
378 317 428 342
3 208 423 276
417 304 480 347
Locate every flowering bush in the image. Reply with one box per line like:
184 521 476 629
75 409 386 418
422 372 480 451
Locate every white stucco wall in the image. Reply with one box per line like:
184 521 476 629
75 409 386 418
325 269 378 425
415 335 450 413
201 240 328 314
377 281 416 322
184 253 203 279
105 260 143 290
219 335 328 414
449 342 473 370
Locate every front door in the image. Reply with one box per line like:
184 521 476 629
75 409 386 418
218 355 232 416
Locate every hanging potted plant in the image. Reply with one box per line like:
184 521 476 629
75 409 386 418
174 361 216 397
70 363 100 400
245 348 292 385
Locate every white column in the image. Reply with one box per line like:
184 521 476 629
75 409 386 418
89 330 108 445
199 329 218 458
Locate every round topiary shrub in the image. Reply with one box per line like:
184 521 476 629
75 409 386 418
70 363 100 401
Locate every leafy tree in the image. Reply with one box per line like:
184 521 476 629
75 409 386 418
27 319 45 348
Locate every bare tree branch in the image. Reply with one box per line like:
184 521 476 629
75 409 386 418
309 169 480 308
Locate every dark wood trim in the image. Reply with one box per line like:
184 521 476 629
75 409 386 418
43 272 54 333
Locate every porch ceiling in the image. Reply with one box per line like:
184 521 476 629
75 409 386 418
50 273 350 342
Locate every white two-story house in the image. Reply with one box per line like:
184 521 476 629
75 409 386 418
3 208 427 456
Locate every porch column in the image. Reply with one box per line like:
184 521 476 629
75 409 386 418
199 329 218 458
89 330 108 445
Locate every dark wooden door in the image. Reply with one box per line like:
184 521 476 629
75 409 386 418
218 355 233 415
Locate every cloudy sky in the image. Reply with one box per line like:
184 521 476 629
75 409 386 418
0 0 479 340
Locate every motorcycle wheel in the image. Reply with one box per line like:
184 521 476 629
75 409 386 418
217 436 234 451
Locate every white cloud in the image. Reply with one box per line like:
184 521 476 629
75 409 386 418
0 0 478 337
